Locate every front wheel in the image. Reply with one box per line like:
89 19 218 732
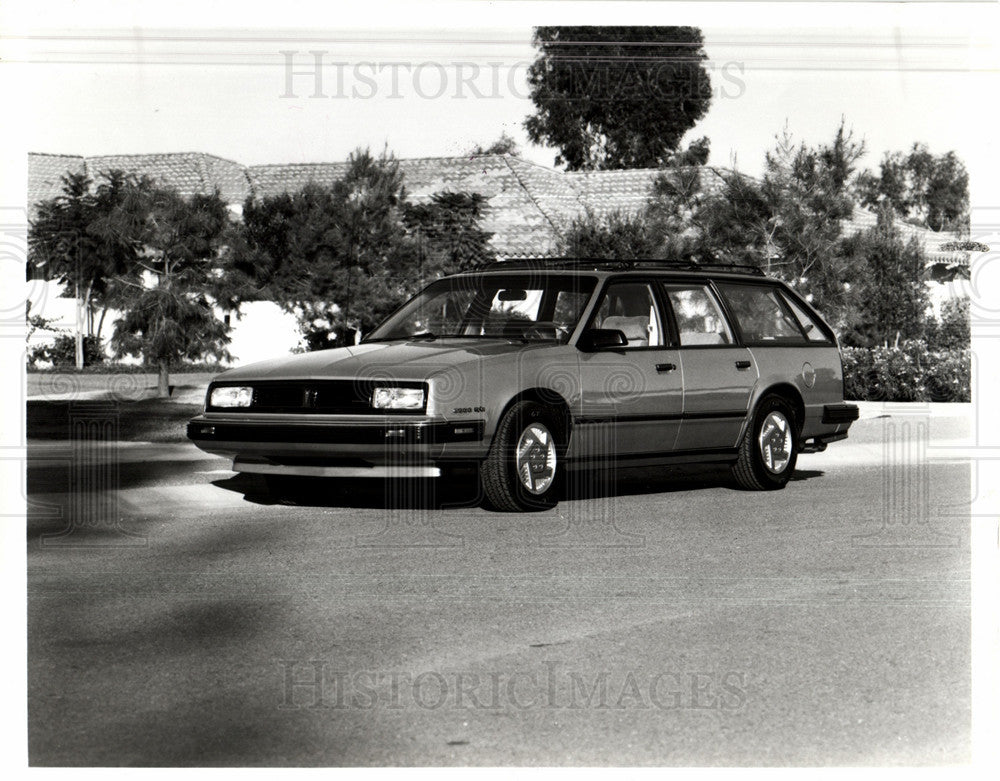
731 395 798 490
481 401 561 511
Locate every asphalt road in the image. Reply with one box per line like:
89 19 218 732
26 409 972 766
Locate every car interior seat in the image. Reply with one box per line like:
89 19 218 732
602 315 650 347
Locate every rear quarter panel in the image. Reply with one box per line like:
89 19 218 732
747 344 846 440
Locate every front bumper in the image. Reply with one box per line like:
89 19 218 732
232 459 442 478
186 415 488 464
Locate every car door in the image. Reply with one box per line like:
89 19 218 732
659 281 758 451
573 280 683 460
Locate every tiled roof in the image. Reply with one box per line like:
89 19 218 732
565 166 730 219
246 162 349 196
28 151 967 263
28 153 85 207
28 152 252 215
84 152 252 203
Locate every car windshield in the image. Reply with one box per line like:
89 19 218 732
366 274 597 343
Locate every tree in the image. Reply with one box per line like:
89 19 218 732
644 163 771 265
640 120 870 331
28 170 155 367
857 143 969 231
694 121 867 330
403 192 495 275
235 149 421 348
524 26 712 170
110 189 235 396
467 133 520 157
926 297 970 352
758 121 866 308
558 210 659 259
233 148 499 350
839 206 930 347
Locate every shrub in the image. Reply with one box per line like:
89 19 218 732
28 334 105 368
842 339 970 402
924 349 971 402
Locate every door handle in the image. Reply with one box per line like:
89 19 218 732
655 363 676 373
735 360 752 370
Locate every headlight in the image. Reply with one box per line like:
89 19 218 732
210 386 253 408
371 386 425 410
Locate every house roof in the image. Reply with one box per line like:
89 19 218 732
28 152 252 213
27 153 86 206
28 150 966 264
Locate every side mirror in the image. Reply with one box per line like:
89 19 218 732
578 328 628 352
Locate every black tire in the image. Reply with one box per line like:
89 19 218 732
731 395 799 490
481 401 562 512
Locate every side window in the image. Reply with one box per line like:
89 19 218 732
591 282 664 348
661 284 733 346
778 291 831 342
715 283 806 343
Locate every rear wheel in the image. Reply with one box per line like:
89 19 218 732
481 401 561 511
731 395 798 490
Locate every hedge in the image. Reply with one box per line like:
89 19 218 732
842 340 970 402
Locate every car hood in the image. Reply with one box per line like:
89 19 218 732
214 339 553 382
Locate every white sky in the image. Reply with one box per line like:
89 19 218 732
0 2 995 182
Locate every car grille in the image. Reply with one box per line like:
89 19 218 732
207 380 427 415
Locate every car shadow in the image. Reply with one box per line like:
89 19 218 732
213 465 826 510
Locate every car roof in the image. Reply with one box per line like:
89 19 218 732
448 258 773 282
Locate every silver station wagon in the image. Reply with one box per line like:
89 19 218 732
188 260 859 510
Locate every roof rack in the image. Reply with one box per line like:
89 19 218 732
479 257 766 276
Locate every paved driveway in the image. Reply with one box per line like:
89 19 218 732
26 409 972 765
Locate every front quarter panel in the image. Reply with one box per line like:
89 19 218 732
427 344 582 458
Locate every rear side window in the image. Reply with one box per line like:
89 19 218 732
715 283 807 344
778 292 832 342
661 284 733 346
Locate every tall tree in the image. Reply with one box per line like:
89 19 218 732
28 170 154 366
857 143 969 231
644 163 771 265
640 121 868 331
753 121 867 325
110 189 235 396
839 206 930 347
524 26 712 170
